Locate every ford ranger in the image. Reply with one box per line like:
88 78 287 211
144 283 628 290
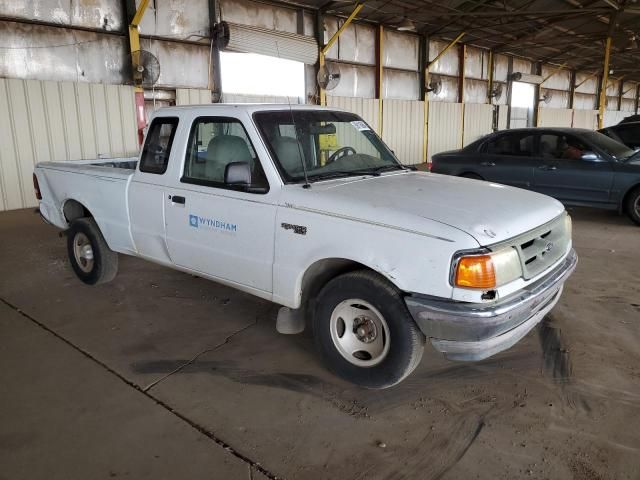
33 104 577 388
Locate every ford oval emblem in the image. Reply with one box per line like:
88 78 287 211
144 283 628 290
544 241 554 253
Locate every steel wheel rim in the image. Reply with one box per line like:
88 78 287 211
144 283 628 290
329 299 390 367
73 232 94 273
634 195 640 217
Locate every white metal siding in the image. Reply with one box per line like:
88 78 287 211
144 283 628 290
463 103 493 146
603 110 627 128
537 108 573 128
221 93 301 104
498 105 508 130
382 99 425 165
572 110 598 130
176 88 211 105
0 78 138 211
427 102 463 161
326 95 379 133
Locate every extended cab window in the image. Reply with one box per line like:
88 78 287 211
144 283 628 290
139 117 179 174
182 117 268 192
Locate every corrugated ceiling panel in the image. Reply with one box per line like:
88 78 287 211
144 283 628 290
0 78 138 211
572 109 597 130
537 108 573 128
382 99 425 165
427 102 463 161
463 103 493 146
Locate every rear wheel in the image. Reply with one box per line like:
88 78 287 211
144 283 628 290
625 187 640 225
66 218 118 285
313 270 425 389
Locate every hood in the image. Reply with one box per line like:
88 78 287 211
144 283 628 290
281 171 565 246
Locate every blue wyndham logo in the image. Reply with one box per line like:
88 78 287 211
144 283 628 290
189 214 237 232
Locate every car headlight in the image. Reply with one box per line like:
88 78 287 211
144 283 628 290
453 247 522 289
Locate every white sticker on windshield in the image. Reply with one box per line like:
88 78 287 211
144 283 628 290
351 121 370 131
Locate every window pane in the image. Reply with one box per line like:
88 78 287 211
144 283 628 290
183 117 267 190
139 118 178 174
540 134 587 160
487 133 534 156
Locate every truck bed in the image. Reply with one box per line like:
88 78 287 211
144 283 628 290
35 157 138 255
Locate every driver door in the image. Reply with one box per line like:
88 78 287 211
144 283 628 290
533 133 615 205
163 116 277 293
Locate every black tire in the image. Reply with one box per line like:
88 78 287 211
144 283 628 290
460 172 484 180
625 187 640 225
313 270 425 389
66 218 118 285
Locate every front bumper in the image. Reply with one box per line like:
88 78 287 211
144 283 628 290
405 249 578 361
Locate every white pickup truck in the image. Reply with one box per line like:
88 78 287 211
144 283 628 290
34 104 577 388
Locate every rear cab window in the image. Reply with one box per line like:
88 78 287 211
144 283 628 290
139 117 179 174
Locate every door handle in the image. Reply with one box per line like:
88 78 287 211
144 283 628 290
538 165 557 171
480 161 496 166
169 195 186 204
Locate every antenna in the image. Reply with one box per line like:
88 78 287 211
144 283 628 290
275 40 311 189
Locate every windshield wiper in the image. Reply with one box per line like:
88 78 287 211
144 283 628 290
303 164 406 183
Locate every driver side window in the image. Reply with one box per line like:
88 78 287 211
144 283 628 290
181 116 268 192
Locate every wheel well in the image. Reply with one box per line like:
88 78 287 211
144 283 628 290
63 200 93 224
299 258 371 311
621 184 640 213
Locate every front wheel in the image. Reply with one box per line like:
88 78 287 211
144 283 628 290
313 270 425 389
625 187 640 225
66 218 118 285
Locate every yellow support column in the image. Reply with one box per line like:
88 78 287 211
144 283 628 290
598 36 612 129
319 3 363 106
378 25 384 136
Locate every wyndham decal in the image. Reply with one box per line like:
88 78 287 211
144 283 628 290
189 214 237 233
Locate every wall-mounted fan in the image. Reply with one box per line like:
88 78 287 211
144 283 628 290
317 62 341 90
131 50 161 87
426 75 442 95
540 89 553 104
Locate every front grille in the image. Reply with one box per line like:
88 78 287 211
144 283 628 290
511 214 569 280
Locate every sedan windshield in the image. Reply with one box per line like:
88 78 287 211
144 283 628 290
582 131 635 161
253 110 402 183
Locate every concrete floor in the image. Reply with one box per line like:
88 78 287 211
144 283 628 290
0 207 639 480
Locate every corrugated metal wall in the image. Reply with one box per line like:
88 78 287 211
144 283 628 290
603 110 627 127
382 99 424 165
537 108 573 128
0 78 138 212
463 103 493 146
176 89 212 105
572 110 598 130
221 93 302 104
427 102 463 161
326 95 379 133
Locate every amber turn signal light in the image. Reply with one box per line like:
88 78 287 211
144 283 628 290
455 255 496 289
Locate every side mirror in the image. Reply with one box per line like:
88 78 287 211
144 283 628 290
581 151 600 162
224 161 251 187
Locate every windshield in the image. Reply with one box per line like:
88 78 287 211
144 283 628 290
582 131 635 161
253 110 402 183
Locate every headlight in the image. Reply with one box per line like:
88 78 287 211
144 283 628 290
453 247 522 289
